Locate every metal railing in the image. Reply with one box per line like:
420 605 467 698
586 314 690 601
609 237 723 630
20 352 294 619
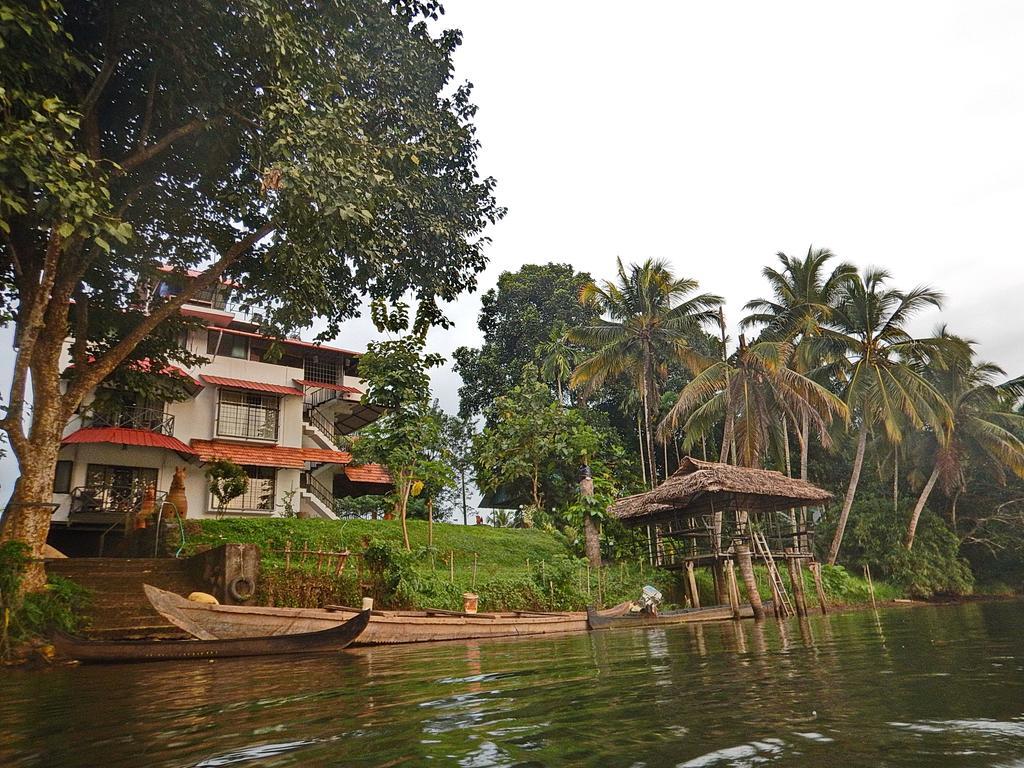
216 401 279 440
303 406 337 442
302 472 335 513
85 406 175 435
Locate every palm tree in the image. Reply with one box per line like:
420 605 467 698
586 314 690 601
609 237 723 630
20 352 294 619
534 324 576 404
658 337 848 469
904 331 1024 549
570 257 722 487
820 268 951 564
741 246 856 481
657 336 848 620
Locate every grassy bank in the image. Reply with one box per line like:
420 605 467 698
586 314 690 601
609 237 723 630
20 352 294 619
181 518 676 612
180 518 902 612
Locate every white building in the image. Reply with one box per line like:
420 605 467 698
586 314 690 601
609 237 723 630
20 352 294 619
48 269 390 550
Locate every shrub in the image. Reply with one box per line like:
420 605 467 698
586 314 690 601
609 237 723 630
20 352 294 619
829 496 973 598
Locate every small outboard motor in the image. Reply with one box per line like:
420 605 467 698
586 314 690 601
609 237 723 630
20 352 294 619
638 585 663 614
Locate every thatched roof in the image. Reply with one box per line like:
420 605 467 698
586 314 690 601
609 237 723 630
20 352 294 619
609 456 832 524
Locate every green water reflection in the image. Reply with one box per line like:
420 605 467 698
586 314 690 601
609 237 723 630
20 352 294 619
2 601 1023 767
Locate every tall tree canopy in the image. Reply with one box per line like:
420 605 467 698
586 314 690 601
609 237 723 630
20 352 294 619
0 0 503 583
453 263 596 418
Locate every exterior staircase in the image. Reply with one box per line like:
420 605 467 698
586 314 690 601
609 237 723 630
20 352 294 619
46 557 202 639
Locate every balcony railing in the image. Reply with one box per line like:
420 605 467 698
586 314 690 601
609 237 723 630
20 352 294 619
216 402 279 440
86 406 175 435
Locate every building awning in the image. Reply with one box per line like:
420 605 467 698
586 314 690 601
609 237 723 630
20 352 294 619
62 427 196 458
201 375 303 397
344 464 392 485
294 379 363 394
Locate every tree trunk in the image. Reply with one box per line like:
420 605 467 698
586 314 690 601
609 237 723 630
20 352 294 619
428 498 434 548
905 461 941 550
827 423 868 565
800 411 809 481
461 469 468 526
893 450 899 513
399 473 413 551
580 473 601 569
0 395 70 592
735 542 766 620
637 413 648 488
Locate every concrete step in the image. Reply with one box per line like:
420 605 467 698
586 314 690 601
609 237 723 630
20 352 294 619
46 556 204 638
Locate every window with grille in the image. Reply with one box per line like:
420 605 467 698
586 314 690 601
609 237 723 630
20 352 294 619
83 464 159 512
214 465 276 512
216 390 280 440
303 356 339 384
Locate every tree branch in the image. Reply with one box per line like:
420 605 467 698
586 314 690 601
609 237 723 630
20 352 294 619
64 223 276 403
118 117 217 173
80 52 121 119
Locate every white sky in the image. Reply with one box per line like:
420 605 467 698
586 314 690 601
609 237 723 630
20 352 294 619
3 1 1023 504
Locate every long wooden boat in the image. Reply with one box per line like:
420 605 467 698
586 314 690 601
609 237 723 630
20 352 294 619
587 604 755 630
52 609 369 663
145 585 598 645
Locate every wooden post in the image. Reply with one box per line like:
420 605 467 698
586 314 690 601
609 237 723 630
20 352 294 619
449 550 455 583
301 543 309 567
810 561 828 614
786 554 808 617
712 559 726 606
473 552 478 589
725 559 741 620
284 540 292 570
686 562 701 609
864 563 877 611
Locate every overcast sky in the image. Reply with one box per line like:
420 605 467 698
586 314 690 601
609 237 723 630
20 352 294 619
3 1 1023 503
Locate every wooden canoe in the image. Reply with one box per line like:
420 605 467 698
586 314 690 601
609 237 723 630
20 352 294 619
145 585 597 645
52 609 369 663
587 604 755 630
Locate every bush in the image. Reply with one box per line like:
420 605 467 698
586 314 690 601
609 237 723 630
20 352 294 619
1 542 89 658
827 496 973 598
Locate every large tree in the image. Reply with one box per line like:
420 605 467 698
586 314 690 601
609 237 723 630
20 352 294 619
741 246 856 481
820 269 950 564
904 332 1024 550
570 258 722 487
453 263 597 418
0 0 502 586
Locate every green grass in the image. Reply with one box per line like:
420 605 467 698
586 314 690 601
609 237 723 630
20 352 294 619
182 517 574 582
180 518 675 612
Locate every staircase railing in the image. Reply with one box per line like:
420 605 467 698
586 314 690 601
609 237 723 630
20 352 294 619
302 472 335 514
304 406 337 442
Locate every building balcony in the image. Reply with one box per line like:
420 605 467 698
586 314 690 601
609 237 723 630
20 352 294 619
85 406 175 436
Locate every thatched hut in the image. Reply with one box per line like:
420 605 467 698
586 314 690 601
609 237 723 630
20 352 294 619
609 457 832 616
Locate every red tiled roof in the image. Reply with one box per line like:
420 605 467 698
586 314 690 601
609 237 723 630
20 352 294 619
190 440 354 469
294 379 363 394
201 375 303 397
345 464 392 485
62 428 196 456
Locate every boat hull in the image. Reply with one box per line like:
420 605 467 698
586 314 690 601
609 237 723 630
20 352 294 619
53 609 369 663
587 604 754 629
145 585 590 645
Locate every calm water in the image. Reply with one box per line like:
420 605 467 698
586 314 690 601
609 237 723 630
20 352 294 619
2 601 1024 767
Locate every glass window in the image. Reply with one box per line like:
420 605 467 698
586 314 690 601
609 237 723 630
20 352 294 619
206 330 249 359
53 460 73 494
214 465 276 512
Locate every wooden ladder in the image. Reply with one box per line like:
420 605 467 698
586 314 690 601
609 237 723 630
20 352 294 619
752 531 795 617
